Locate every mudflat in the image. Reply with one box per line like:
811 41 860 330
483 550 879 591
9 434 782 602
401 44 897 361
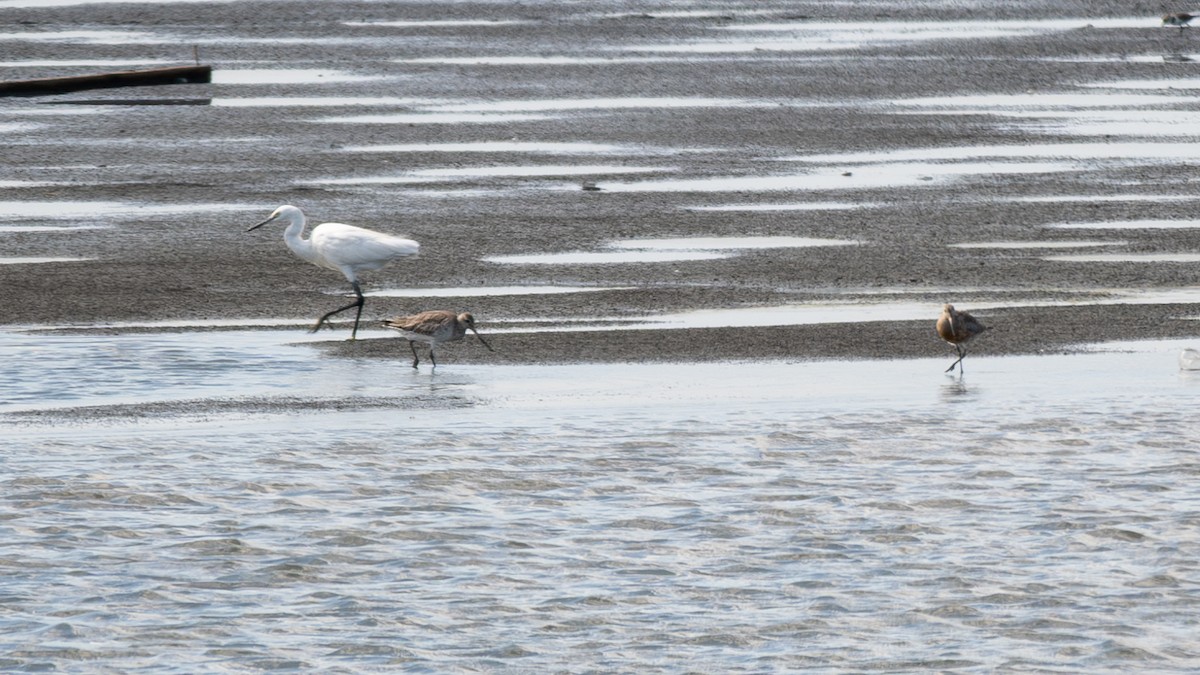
3 0 1199 365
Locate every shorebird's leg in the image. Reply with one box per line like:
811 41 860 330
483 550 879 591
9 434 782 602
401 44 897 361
408 340 420 368
313 280 365 339
945 344 965 373
348 281 365 340
429 347 438 369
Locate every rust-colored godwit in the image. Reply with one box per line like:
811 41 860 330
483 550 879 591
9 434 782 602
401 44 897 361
1163 12 1195 29
383 310 494 368
936 304 989 373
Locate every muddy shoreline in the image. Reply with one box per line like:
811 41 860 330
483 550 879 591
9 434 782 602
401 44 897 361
3 0 1199 366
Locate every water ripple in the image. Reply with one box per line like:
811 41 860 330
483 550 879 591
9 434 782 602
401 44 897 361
2 332 1200 670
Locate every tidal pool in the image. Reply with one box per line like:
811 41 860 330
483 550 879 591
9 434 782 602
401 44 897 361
0 257 92 264
598 161 1075 193
484 250 733 264
368 286 633 298
686 201 880 212
1045 220 1200 230
212 97 436 108
485 236 858 265
308 165 668 186
0 224 110 232
949 240 1125 249
212 69 383 85
316 112 559 125
339 141 640 154
0 201 255 220
1043 253 1200 263
619 18 1150 55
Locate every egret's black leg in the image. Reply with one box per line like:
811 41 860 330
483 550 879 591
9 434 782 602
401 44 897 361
349 281 366 340
312 280 365 338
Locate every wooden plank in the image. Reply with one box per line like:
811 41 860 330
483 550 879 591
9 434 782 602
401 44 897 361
0 65 211 97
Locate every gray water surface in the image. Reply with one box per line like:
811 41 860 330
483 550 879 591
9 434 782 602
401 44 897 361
2 329 1199 672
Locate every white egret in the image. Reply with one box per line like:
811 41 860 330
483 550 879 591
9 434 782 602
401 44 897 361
383 310 494 368
248 205 420 339
936 304 989 374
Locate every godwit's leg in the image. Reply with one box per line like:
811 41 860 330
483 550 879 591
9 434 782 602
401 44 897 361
429 346 438 369
313 280 365 339
957 344 969 372
945 344 966 373
408 340 420 368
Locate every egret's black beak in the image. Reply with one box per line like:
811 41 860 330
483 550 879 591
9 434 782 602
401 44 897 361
246 215 275 233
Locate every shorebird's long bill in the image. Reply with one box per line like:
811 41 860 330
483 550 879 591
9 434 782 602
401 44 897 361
471 328 495 352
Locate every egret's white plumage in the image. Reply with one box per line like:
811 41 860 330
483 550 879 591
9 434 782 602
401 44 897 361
248 205 419 339
383 310 494 368
936 304 989 374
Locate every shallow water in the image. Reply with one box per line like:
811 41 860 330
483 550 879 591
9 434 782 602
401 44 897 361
484 235 863 265
625 18 1149 54
949 240 1125 249
795 142 1200 163
4 1 1200 671
893 93 1192 108
212 96 432 108
0 256 93 264
3 328 1200 671
316 111 560 125
368 285 634 298
0 201 253 220
598 161 1076 193
1044 253 1200 263
0 29 160 44
484 249 733 264
686 201 881 212
0 224 110 232
339 141 645 154
345 19 528 28
212 69 383 85
1047 219 1200 230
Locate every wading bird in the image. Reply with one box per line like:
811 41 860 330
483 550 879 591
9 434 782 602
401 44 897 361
936 304 989 374
383 310 494 368
247 205 419 340
1163 12 1195 29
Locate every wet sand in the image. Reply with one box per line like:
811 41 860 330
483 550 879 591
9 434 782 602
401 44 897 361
2 1 1199 365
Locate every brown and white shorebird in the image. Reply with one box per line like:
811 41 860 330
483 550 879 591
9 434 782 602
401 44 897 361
936 304 989 374
383 310 494 368
1163 12 1195 29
